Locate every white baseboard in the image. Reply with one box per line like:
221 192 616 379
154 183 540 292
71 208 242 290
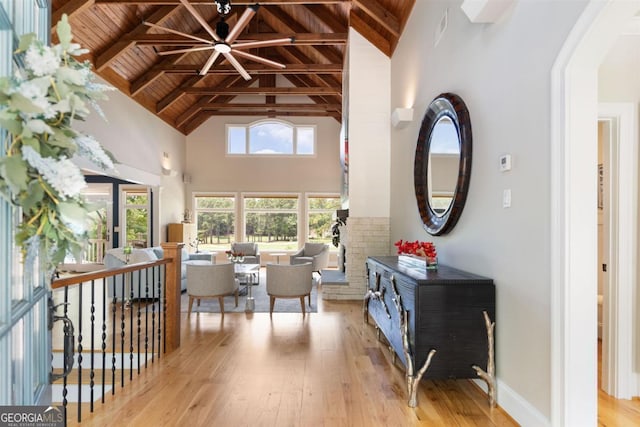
473 379 550 427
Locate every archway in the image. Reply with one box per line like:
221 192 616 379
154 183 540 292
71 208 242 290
551 1 640 425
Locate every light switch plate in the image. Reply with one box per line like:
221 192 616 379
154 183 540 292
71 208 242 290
503 189 511 208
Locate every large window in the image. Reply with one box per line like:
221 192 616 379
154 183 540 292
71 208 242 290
307 196 341 250
244 196 298 250
227 120 316 156
194 194 340 253
195 195 236 251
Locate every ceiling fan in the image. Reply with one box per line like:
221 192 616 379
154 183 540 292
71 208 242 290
145 0 294 80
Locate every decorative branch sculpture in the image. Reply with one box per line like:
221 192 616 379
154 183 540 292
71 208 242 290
472 310 497 407
363 271 390 324
390 275 436 407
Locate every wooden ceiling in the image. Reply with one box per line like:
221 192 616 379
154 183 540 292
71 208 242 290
51 0 415 134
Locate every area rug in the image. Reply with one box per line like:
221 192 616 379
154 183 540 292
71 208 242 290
180 271 319 314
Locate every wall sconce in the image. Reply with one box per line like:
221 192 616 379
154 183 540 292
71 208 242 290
391 107 414 129
161 152 177 177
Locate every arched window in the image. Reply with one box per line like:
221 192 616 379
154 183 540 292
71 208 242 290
227 119 316 156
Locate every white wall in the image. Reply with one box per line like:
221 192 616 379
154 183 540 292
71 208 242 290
184 116 341 195
348 29 391 218
390 0 586 423
76 81 187 244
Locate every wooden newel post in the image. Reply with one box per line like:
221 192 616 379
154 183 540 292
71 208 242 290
161 242 183 352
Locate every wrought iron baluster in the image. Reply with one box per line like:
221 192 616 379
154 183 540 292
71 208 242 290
144 268 150 366
76 283 83 422
151 267 156 362
159 265 164 358
129 271 135 380
101 279 107 403
120 273 126 387
136 268 146 373
111 275 118 395
90 279 95 412
62 287 69 421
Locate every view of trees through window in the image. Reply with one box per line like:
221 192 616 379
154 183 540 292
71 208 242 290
195 196 235 248
245 197 298 250
194 195 340 252
308 196 341 245
123 190 149 248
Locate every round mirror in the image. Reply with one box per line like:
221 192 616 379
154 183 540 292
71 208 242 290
414 93 472 235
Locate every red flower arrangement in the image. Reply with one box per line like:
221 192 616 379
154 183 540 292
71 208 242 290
394 239 437 259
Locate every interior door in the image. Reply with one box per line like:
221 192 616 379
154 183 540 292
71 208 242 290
83 183 113 263
120 185 152 248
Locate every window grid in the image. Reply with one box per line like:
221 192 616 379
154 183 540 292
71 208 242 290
194 195 237 251
307 196 341 251
226 120 316 156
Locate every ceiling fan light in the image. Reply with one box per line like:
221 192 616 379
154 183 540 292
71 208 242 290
215 0 232 16
214 43 231 53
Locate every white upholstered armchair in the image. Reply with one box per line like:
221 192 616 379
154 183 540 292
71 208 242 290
290 243 329 274
266 262 314 316
230 242 260 265
186 262 239 315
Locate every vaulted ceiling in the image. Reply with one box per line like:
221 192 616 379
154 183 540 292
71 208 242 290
51 0 414 134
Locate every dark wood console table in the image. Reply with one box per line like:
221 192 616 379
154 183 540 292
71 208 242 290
364 256 496 407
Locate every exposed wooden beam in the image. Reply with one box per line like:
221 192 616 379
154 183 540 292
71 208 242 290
52 0 95 30
97 0 348 4
350 8 391 56
200 103 341 111
95 6 179 72
175 76 250 128
352 0 400 37
185 87 341 95
275 46 342 101
285 74 341 109
204 110 341 117
134 33 348 46
157 75 205 113
130 52 191 96
260 6 343 64
260 75 276 104
303 4 348 33
145 63 342 74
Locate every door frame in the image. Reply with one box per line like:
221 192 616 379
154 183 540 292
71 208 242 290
598 102 638 399
119 185 152 248
551 1 640 425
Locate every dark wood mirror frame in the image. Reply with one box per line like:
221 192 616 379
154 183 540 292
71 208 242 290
414 93 472 235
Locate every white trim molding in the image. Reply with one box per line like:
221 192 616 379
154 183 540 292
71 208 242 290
551 1 640 425
599 103 639 399
473 379 550 426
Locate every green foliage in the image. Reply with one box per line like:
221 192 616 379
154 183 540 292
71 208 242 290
0 15 115 274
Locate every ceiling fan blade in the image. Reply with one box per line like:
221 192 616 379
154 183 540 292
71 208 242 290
143 21 212 45
232 50 286 69
179 0 220 42
223 52 251 80
231 37 295 50
199 50 221 75
157 45 216 56
225 5 258 44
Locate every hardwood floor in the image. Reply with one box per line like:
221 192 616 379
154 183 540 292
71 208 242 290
597 340 640 426
57 281 640 426
65 286 516 426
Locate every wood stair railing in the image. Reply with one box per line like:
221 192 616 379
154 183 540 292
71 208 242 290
50 243 183 425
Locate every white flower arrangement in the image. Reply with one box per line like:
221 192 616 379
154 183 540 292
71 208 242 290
0 15 116 274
